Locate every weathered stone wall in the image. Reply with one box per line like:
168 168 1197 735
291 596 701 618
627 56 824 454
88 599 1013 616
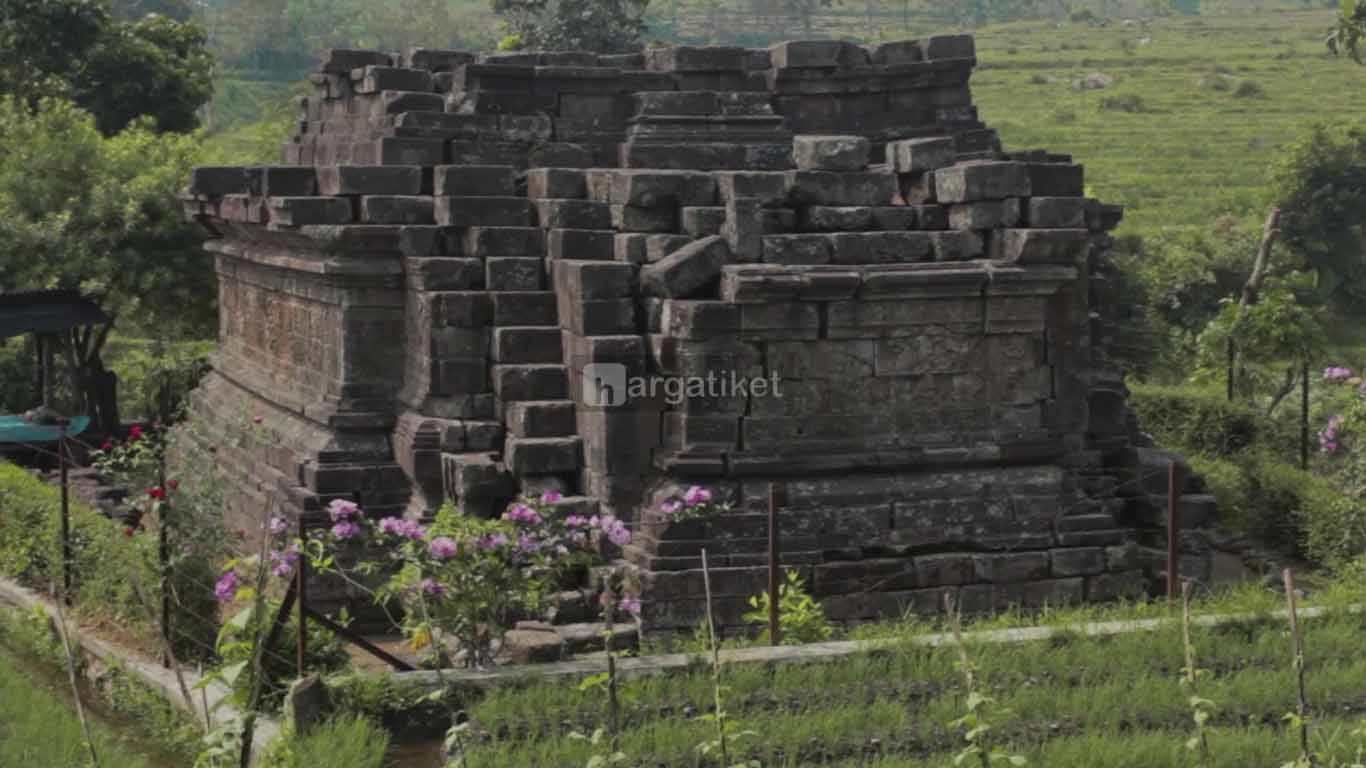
181 36 1201 631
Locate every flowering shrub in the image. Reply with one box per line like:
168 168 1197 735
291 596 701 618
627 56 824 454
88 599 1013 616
1304 369 1366 567
658 484 732 523
312 492 637 668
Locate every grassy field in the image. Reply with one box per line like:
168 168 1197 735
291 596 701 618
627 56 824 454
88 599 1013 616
0 647 178 768
969 9 1366 238
448 599 1366 767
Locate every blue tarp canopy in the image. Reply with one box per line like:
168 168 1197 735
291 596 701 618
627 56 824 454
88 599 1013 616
0 415 90 444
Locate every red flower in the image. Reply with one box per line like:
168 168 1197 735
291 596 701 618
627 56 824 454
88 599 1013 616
123 527 134 537
148 486 166 500
101 440 113 451
167 479 179 491
128 425 144 441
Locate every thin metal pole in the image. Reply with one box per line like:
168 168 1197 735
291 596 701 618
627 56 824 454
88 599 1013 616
296 513 307 676
158 447 171 667
59 421 72 605
767 482 781 646
1167 461 1181 604
1301 360 1311 471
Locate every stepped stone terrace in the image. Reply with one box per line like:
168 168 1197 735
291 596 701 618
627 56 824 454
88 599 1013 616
181 36 1214 630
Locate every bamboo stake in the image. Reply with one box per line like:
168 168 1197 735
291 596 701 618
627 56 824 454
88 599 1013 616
701 549 730 767
52 585 100 767
1182 581 1211 765
1283 568 1312 765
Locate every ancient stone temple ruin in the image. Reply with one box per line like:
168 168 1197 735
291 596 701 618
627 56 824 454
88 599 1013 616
182 36 1211 629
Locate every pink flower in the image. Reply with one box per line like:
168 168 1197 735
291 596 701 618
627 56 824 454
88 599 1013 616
518 533 541 554
252 415 264 424
267 517 289 536
595 515 631 547
1325 366 1354 382
683 486 712 506
377 517 426 540
1320 414 1345 454
101 440 113 451
214 570 240 603
661 500 682 516
540 490 563 504
565 515 589 528
477 533 508 551
269 545 300 578
428 536 459 560
503 503 542 526
419 578 447 597
331 521 361 540
328 499 360 522
128 425 144 441
618 595 641 618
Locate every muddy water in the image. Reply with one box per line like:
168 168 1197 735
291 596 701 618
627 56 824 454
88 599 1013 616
387 738 447 767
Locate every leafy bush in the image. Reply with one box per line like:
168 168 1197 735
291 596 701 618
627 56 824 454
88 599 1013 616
1233 80 1266 99
1098 93 1147 113
1129 384 1263 456
0 460 218 660
743 570 833 645
259 715 389 768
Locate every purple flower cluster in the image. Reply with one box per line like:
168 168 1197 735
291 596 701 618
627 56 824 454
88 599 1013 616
1321 414 1345 454
378 516 428 541
428 536 459 560
329 499 363 539
1325 366 1355 382
269 543 301 578
267 516 289 536
503 503 543 526
419 578 447 597
590 515 632 547
214 570 240 603
661 485 718 517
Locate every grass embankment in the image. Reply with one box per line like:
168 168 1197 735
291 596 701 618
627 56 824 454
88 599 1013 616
449 592 1366 767
0 646 179 768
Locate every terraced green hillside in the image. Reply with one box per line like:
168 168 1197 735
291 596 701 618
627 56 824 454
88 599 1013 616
969 9 1366 237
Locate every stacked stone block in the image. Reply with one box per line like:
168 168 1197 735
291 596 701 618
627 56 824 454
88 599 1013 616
184 36 1190 634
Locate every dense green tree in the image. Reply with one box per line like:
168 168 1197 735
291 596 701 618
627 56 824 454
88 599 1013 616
0 97 214 339
1271 124 1366 312
1328 0 1366 62
495 0 650 52
0 0 212 134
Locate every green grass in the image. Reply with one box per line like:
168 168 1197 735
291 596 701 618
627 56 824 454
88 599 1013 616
0 646 178 768
969 9 1366 239
261 715 391 768
440 589 1366 768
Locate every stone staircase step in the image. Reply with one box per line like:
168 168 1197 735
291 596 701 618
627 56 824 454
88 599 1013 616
440 451 513 513
554 621 639 656
542 590 598 625
1055 513 1117 532
489 291 558 326
492 326 563 364
506 400 577 438
491 363 569 402
504 436 583 476
547 494 599 519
